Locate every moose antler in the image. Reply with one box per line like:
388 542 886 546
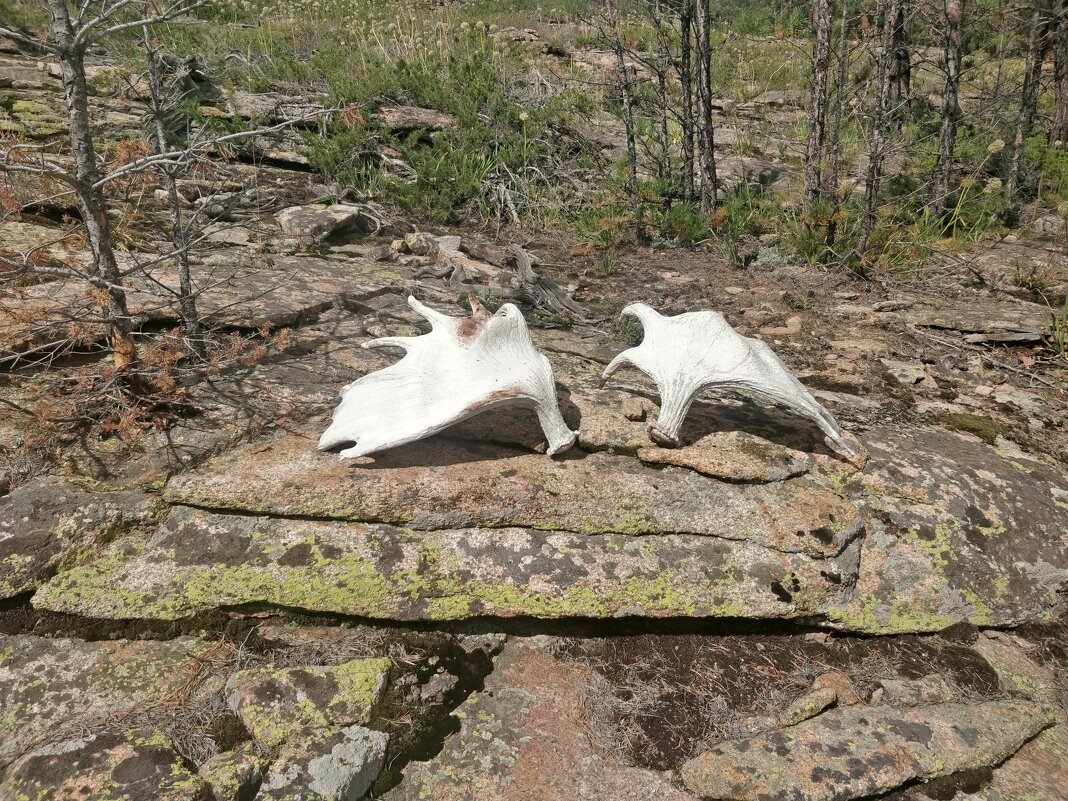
319 296 577 458
601 303 856 455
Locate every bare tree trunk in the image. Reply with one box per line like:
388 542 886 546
857 0 901 258
607 4 643 239
824 0 851 247
694 0 718 212
1008 0 1050 192
679 0 696 201
1051 0 1068 149
804 0 833 207
888 0 911 116
929 0 963 222
47 0 137 371
652 1 672 186
141 26 205 358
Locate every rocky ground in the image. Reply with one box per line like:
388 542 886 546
3 40 1068 801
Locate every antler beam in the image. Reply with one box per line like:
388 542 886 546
320 296 577 459
601 303 856 455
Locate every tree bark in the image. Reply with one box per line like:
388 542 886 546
824 0 851 247
929 0 963 222
607 4 643 239
1051 0 1068 149
804 0 833 207
142 26 205 358
679 0 696 201
652 1 672 186
888 0 911 116
1008 0 1051 192
694 0 718 212
47 0 137 371
857 0 901 258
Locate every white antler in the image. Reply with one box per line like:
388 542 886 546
601 303 856 455
320 296 577 458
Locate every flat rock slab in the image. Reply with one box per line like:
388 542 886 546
1 252 403 360
906 298 1051 343
824 426 1068 633
165 430 862 558
969 636 1068 801
637 430 813 482
678 699 1050 801
0 727 209 801
384 641 696 801
0 634 210 767
32 505 855 621
0 476 158 598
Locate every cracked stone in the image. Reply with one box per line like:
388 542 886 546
679 700 1051 801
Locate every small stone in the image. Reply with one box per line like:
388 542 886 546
257 724 387 801
880 359 926 385
724 286 746 295
621 396 650 422
226 658 390 748
778 686 837 727
761 315 802 336
873 300 913 312
877 677 957 705
812 671 860 706
199 748 267 801
276 204 375 246
403 231 436 256
369 244 394 262
741 308 772 326
419 670 459 704
973 384 995 396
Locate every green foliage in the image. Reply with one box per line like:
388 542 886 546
1022 136 1068 205
1046 293 1068 361
0 0 48 32
710 185 779 240
779 198 932 278
597 252 619 276
657 201 709 245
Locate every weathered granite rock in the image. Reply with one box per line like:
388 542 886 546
256 725 387 801
165 430 862 557
0 634 210 767
199 748 267 801
1 252 402 360
966 636 1068 801
32 505 856 621
678 700 1051 801
777 686 837 726
637 430 812 482
276 204 378 245
383 641 696 801
373 105 457 132
229 90 325 123
823 426 1068 633
907 297 1051 343
876 676 958 705
0 475 158 598
226 658 390 747
0 728 209 801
